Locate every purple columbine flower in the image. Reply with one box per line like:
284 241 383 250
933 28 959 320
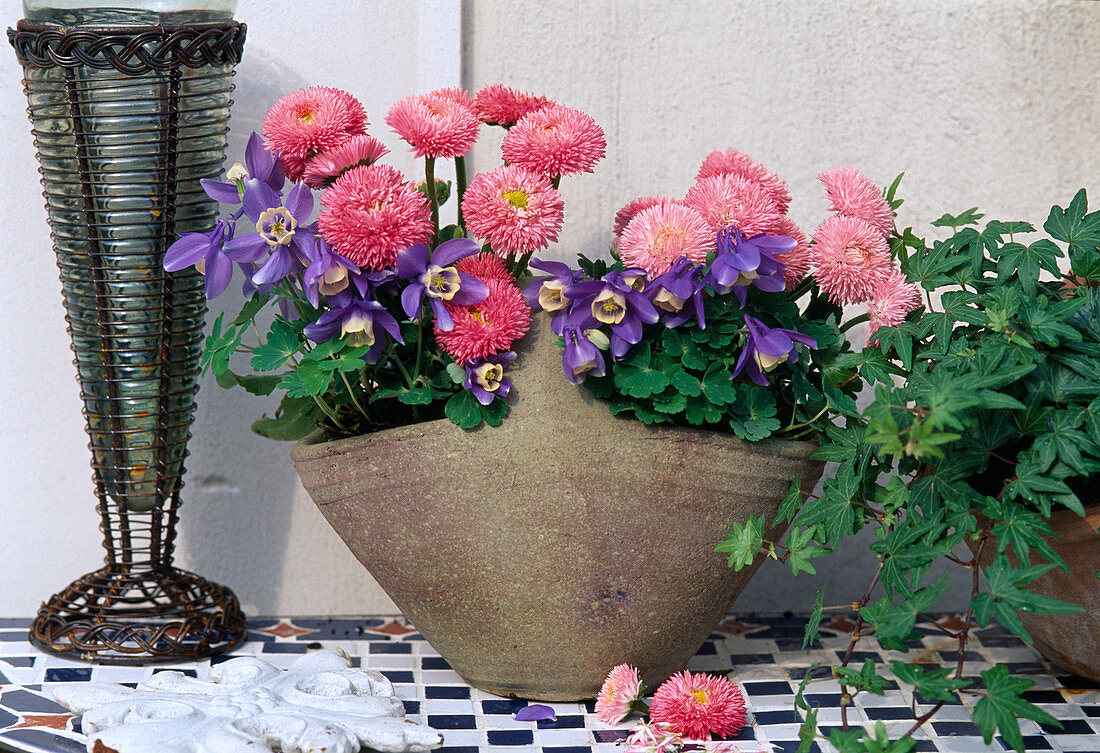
646 257 708 329
525 258 584 334
707 227 791 305
732 315 817 386
302 236 361 306
223 180 316 287
201 131 286 205
566 269 659 360
561 323 607 383
164 219 235 299
396 238 489 331
463 351 516 405
302 290 404 363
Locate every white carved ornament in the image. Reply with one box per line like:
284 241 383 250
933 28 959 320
52 649 444 753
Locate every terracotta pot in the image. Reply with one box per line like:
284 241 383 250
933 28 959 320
972 505 1100 682
291 313 824 700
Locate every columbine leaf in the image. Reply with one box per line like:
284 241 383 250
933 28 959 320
398 386 434 405
973 664 1061 753
479 396 509 427
701 362 738 405
230 292 272 327
445 390 483 429
278 360 333 398
446 362 467 384
252 317 302 372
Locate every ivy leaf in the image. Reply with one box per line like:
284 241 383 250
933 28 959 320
445 390 483 429
715 514 764 571
973 665 1061 753
251 396 318 441
797 463 860 545
802 589 824 650
774 476 806 525
278 360 333 398
1045 189 1100 264
932 207 985 228
889 662 970 704
971 554 1084 642
835 659 887 696
863 576 948 651
252 318 302 372
786 526 829 577
994 239 1063 294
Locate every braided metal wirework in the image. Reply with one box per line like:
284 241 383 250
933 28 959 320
11 18 247 663
9 19 245 75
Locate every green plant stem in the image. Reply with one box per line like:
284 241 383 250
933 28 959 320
839 312 870 333
412 317 424 383
340 371 369 419
786 404 830 433
787 277 815 302
311 394 347 431
455 156 468 227
511 250 535 279
425 157 439 239
392 348 415 387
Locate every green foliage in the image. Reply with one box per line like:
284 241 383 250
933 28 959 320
740 191 1100 753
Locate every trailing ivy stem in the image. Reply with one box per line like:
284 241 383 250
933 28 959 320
838 559 884 731
425 157 440 239
455 156 468 227
838 312 870 333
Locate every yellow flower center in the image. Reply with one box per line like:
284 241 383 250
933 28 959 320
298 109 315 123
592 290 627 325
502 189 529 209
474 362 504 391
538 280 569 312
420 265 461 300
693 689 709 704
471 309 490 326
257 207 297 247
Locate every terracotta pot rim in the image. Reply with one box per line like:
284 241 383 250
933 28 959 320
290 414 819 462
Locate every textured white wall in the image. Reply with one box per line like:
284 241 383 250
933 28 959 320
2 0 1099 617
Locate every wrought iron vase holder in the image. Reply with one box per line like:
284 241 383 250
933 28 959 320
9 15 248 663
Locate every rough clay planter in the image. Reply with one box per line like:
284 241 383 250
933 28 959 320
973 505 1100 682
291 313 825 700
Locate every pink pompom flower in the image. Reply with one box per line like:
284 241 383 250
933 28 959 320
454 252 513 285
770 215 811 290
683 175 780 239
619 203 713 278
426 86 476 112
318 164 433 271
474 83 553 126
811 215 894 305
867 268 922 342
462 165 565 257
501 104 606 178
818 165 895 238
262 86 369 182
613 197 676 238
623 722 683 753
696 148 792 215
302 133 390 190
435 277 532 362
648 670 747 741
595 664 644 725
385 93 480 159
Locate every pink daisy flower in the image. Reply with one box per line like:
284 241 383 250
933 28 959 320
770 215 811 290
426 86 475 113
696 148 792 214
619 203 713 278
318 164 433 271
302 134 389 189
867 268 922 342
613 196 678 238
385 94 480 159
683 174 781 238
595 664 643 725
435 277 531 362
501 104 606 178
474 83 553 126
623 722 682 753
811 215 894 305
262 86 369 182
818 165 895 237
454 252 513 285
648 671 747 741
462 165 565 257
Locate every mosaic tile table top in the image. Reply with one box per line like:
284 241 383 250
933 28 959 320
0 614 1097 753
